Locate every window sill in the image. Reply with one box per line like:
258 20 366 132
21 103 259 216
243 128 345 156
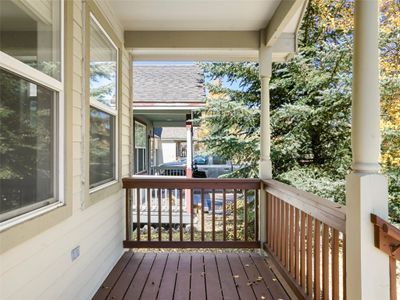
86 180 122 208
89 179 119 194
0 201 65 233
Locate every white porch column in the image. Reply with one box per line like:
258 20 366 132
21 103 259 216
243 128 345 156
346 0 389 299
259 44 273 180
259 44 272 246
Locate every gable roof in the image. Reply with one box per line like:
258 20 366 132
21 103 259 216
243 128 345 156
133 64 206 102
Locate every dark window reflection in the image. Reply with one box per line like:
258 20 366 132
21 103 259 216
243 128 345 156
0 69 55 221
89 107 115 188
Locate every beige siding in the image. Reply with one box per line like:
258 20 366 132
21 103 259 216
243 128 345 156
0 0 130 299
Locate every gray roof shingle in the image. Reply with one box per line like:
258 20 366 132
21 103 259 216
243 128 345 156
133 64 205 102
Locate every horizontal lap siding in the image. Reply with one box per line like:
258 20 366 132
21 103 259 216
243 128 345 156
121 49 132 177
0 1 130 299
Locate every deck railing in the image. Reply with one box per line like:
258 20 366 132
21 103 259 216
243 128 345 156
263 179 346 299
123 176 260 248
371 214 400 300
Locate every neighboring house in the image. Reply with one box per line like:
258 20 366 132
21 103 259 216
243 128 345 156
160 127 188 163
0 1 393 299
132 64 206 175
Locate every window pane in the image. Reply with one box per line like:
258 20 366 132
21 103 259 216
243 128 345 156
0 0 61 80
90 16 117 109
134 149 146 174
0 69 56 221
90 107 115 188
135 122 146 148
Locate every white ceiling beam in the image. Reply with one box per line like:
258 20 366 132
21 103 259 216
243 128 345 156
153 121 186 127
263 0 306 47
125 31 296 62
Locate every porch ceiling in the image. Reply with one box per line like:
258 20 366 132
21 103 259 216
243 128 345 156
109 0 280 31
134 108 195 127
107 0 307 61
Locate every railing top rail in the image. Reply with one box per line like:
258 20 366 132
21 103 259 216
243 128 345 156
123 176 261 190
263 179 346 232
371 213 400 260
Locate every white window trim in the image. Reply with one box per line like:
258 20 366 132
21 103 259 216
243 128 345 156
0 52 63 92
88 13 119 192
134 121 147 174
0 0 64 230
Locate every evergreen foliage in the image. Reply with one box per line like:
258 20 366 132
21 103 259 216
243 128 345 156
199 0 400 221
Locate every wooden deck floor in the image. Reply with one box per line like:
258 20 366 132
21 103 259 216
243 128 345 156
93 251 294 300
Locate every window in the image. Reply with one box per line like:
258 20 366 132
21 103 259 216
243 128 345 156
134 121 147 174
89 14 118 189
0 0 62 80
0 0 63 224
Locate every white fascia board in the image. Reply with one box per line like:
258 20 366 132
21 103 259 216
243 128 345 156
128 38 295 62
264 0 306 47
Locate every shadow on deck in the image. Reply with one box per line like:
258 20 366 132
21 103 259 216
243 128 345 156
93 251 295 300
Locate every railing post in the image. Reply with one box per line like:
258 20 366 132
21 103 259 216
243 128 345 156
346 0 390 298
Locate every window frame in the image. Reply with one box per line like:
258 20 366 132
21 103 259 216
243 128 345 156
88 13 119 193
83 1 122 207
134 120 147 174
0 0 65 230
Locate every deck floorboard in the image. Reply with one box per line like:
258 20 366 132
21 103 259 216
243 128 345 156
93 251 293 300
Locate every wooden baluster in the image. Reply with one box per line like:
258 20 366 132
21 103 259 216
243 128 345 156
137 188 141 241
295 208 300 283
307 215 313 296
272 196 278 255
212 190 216 241
301 212 306 288
223 189 227 241
272 195 276 253
267 193 272 247
244 189 248 241
147 188 151 241
234 189 237 241
280 201 286 265
332 229 339 300
201 188 205 241
290 205 295 275
125 188 131 241
284 202 289 268
255 189 259 242
180 189 183 242
158 189 161 241
268 195 272 249
191 189 194 241
390 257 397 300
343 234 346 300
314 219 321 299
169 189 172 241
277 197 281 257
322 224 330 300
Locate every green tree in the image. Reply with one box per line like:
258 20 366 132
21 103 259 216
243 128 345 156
199 0 400 221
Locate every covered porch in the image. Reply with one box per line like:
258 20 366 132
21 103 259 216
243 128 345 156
107 0 396 298
0 0 397 299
